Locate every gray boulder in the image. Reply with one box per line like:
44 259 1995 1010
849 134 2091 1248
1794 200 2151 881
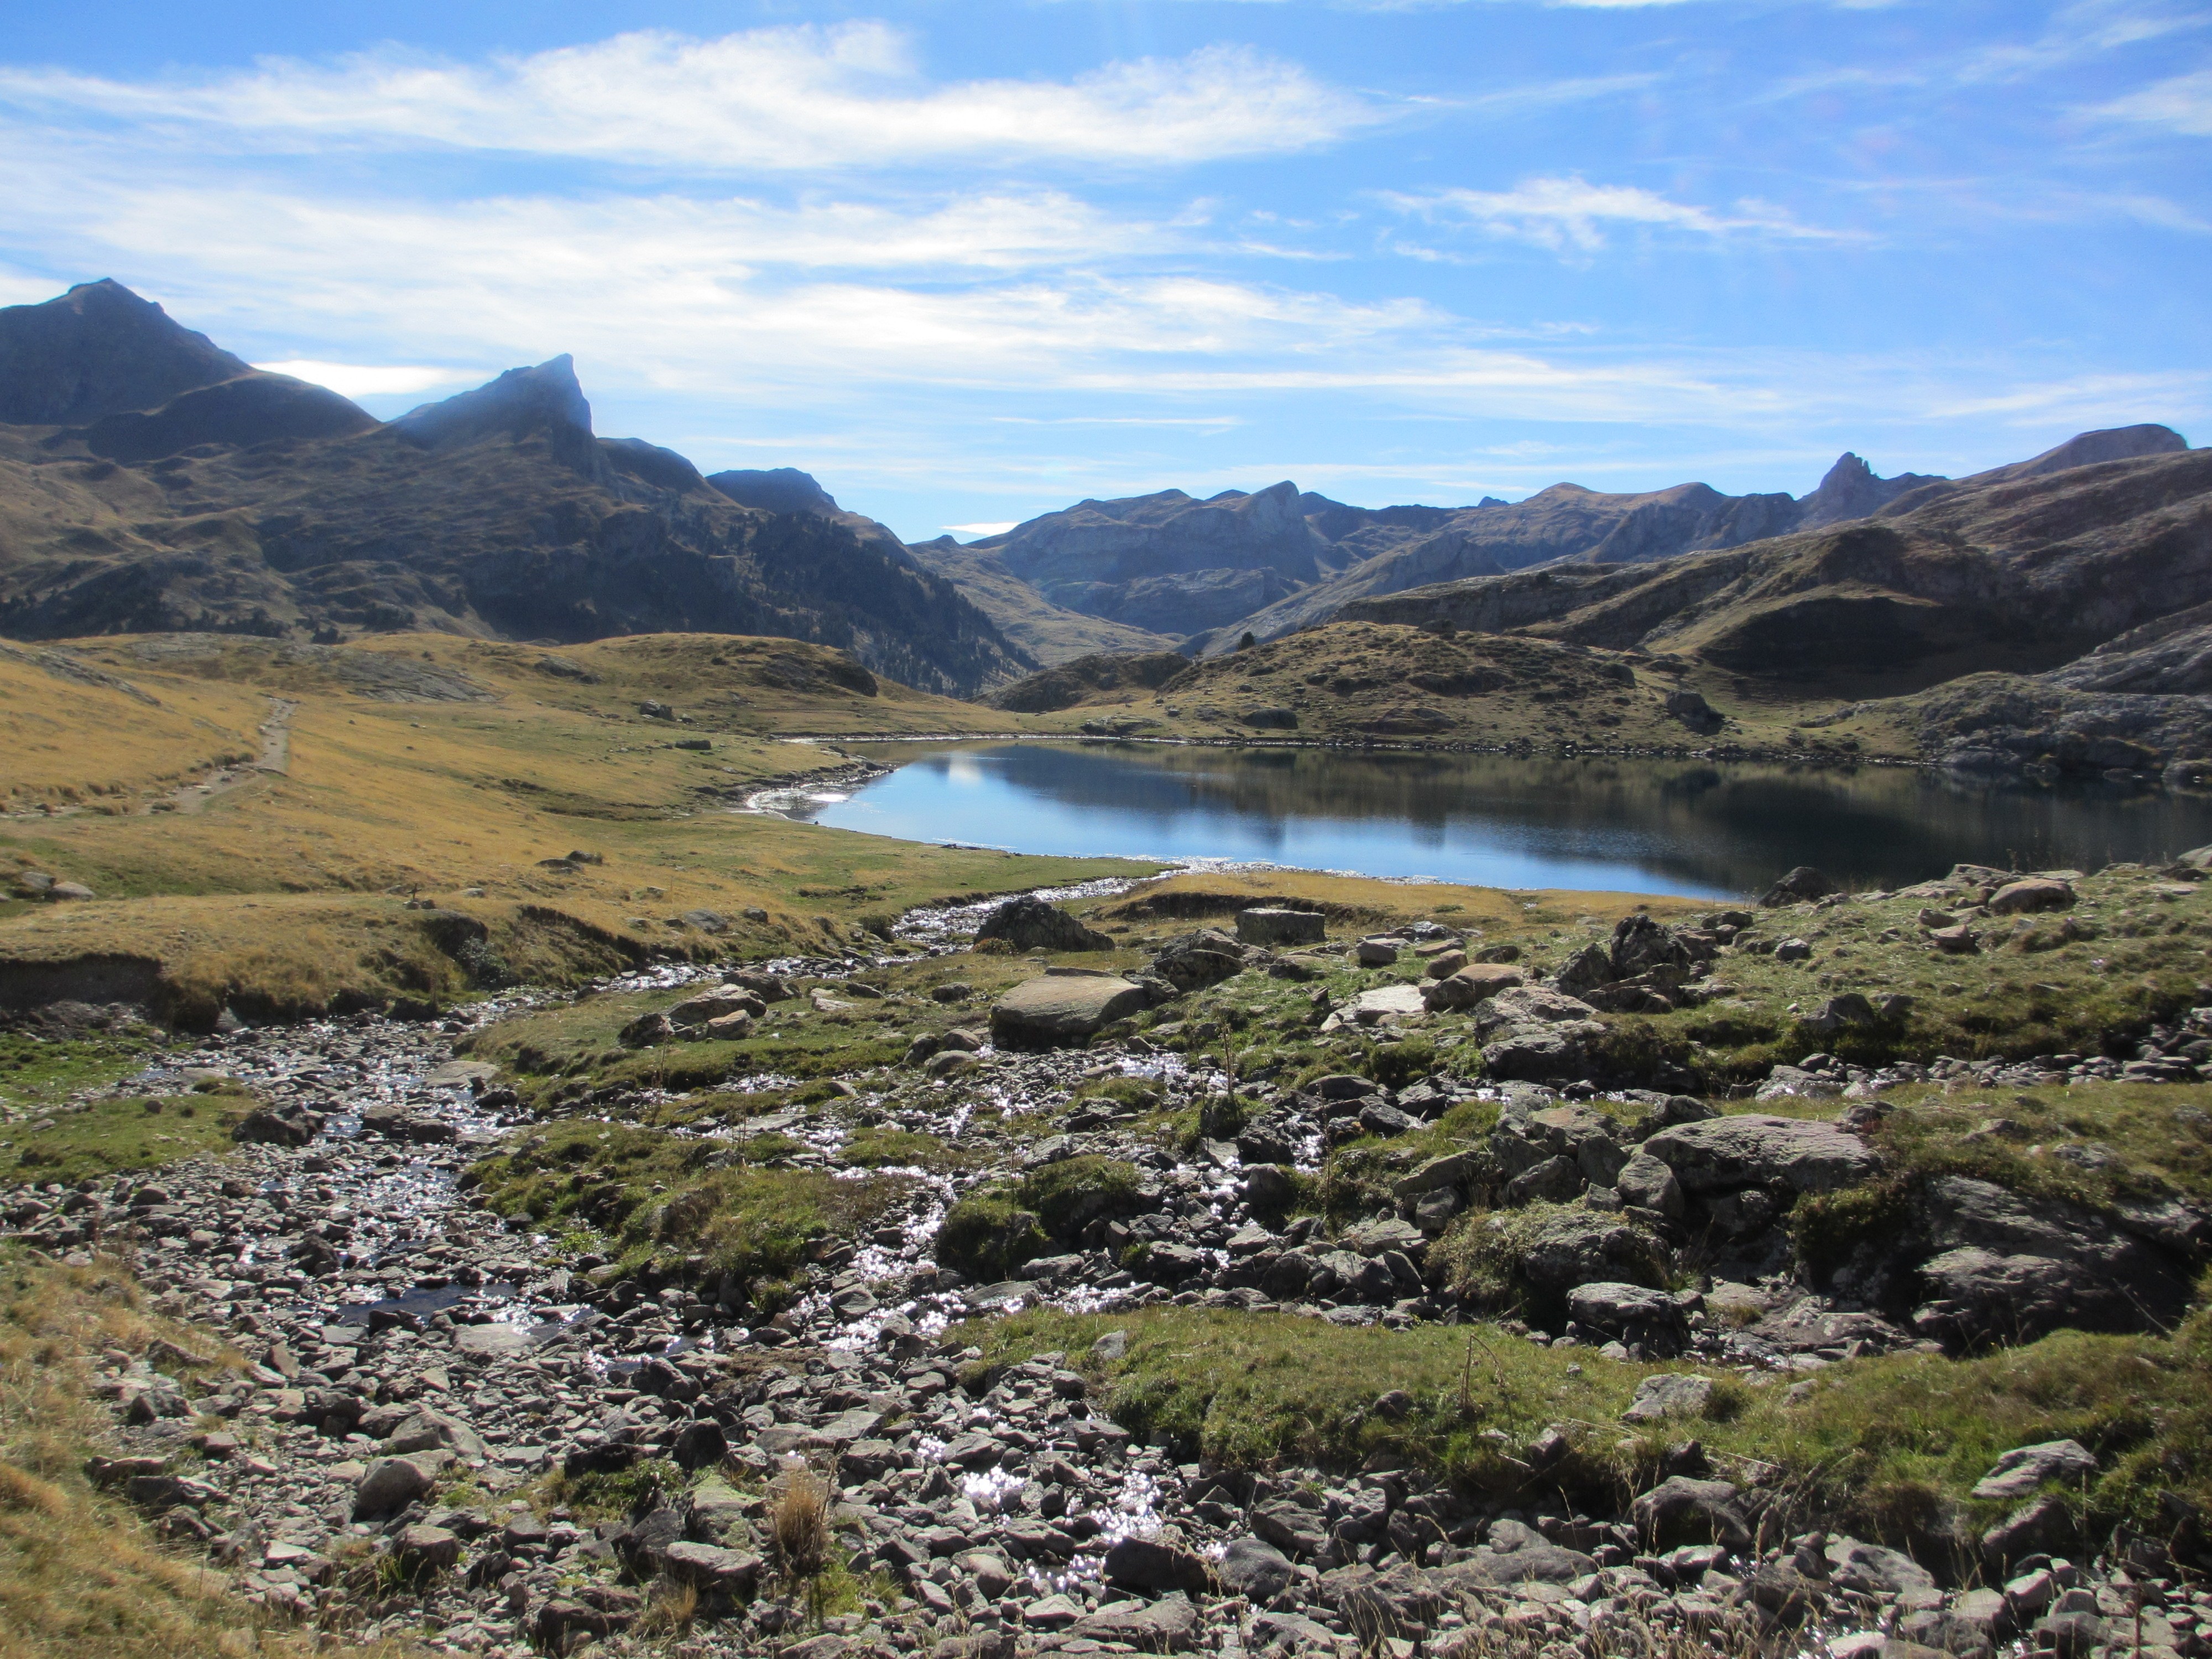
1104 1534 1212 1593
1761 865 1837 906
1632 1477 1751 1551
1217 1535 1295 1601
1517 1209 1670 1297
1640 1113 1878 1194
1913 1176 2192 1345
1072 1593 1198 1650
976 896 1113 952
353 1454 437 1520
1235 906 1325 947
1436 1520 1594 1588
990 973 1148 1049
1971 1439 2097 1502
1150 928 1250 992
1623 1373 1713 1422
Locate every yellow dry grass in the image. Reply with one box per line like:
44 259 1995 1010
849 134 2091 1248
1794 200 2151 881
0 1246 399 1659
0 632 1155 1018
0 652 265 804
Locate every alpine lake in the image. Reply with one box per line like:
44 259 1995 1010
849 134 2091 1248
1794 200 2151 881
776 740 2212 899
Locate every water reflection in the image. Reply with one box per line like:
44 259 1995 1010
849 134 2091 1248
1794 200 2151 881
792 743 2212 899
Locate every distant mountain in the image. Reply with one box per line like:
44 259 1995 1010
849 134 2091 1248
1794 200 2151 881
0 279 251 425
1337 443 2212 696
0 282 1029 696
914 431 2188 658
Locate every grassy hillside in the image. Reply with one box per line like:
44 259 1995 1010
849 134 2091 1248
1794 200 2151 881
989 619 1924 758
0 632 1150 1024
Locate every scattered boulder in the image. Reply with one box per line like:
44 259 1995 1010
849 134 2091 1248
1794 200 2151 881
1235 906 1325 947
1216 1535 1294 1601
1150 928 1249 992
1622 1373 1713 1423
976 896 1113 952
353 1454 437 1520
1104 1534 1212 1593
1640 1114 1879 1194
1987 878 2073 915
1761 866 1837 907
1422 963 1525 1011
234 1104 324 1147
990 974 1148 1050
1632 1476 1752 1551
618 1010 674 1047
1971 1439 2098 1502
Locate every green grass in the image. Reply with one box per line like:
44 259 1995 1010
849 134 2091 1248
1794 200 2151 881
0 1031 165 1115
0 1083 251 1185
972 1297 2212 1562
461 1121 915 1301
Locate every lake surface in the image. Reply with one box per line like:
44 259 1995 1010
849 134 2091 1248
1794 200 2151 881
784 743 2212 900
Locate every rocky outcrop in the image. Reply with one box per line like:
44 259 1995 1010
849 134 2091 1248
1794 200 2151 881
974 896 1113 952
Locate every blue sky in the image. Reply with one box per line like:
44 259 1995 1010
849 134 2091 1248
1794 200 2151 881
1 1 2206 541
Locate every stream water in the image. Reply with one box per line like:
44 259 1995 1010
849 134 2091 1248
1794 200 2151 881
783 742 2212 898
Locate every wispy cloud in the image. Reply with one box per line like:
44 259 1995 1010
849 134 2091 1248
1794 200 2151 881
1385 175 1846 252
253 360 476 398
2093 65 2212 135
0 24 1381 170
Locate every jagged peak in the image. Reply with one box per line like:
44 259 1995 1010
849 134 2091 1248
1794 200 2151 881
394 355 592 452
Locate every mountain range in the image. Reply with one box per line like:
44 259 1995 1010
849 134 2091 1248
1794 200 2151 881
0 278 2201 728
906 427 2188 660
0 281 1025 696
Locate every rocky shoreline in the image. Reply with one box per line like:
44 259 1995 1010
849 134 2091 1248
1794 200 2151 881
4 890 2211 1659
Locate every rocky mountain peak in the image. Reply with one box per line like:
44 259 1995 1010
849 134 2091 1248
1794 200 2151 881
708 467 842 516
0 277 252 426
394 355 593 453
1796 450 1944 530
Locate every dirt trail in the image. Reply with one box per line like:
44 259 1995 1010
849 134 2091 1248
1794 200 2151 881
152 697 294 815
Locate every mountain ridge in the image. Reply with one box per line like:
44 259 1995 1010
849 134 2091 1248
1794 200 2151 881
0 281 1034 696
906 427 2191 659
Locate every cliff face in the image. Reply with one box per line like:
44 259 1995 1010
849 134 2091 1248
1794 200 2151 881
0 284 1030 696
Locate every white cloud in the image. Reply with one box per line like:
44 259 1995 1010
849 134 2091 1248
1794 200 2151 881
253 360 476 397
0 24 1379 170
1386 175 1843 252
2093 66 2212 135
945 521 1019 536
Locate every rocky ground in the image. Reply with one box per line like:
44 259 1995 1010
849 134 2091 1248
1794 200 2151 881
4 877 2211 1659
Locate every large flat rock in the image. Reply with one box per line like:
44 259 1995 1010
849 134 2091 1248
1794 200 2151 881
990 973 1147 1049
1640 1113 1877 1193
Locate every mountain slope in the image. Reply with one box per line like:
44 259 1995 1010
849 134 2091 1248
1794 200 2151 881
1342 446 2212 680
0 283 1031 697
903 537 1181 665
